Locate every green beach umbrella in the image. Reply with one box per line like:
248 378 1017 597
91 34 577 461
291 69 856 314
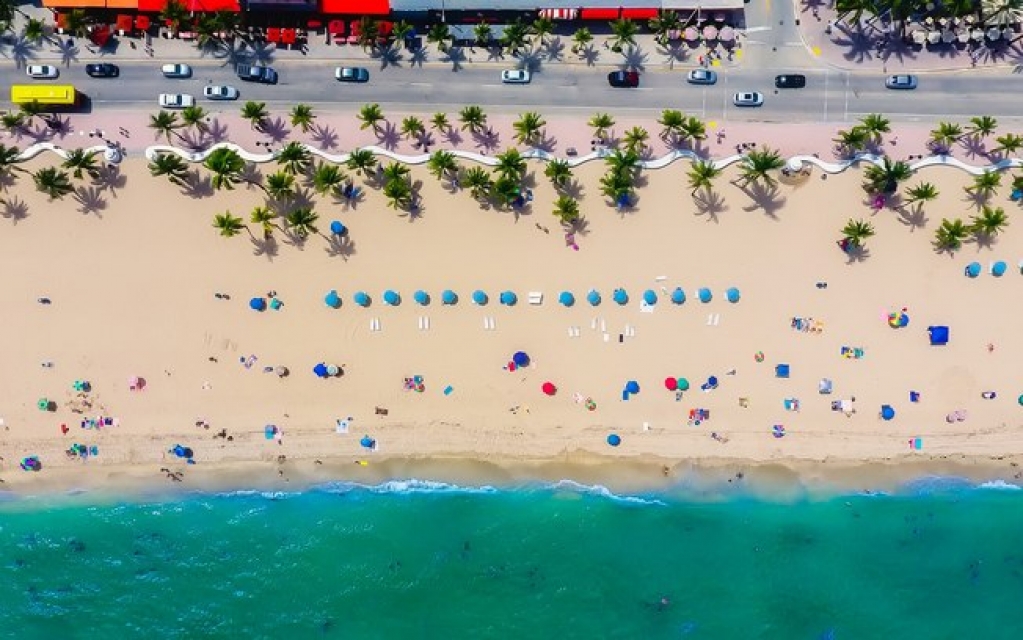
37 398 49 411
677 378 690 391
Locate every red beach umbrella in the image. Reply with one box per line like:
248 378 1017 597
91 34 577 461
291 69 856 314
664 377 678 391
542 382 557 396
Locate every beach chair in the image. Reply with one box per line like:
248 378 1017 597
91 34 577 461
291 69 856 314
528 292 544 305
818 378 833 394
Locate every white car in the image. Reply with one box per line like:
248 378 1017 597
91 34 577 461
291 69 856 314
501 69 531 84
203 85 239 100
733 91 764 107
158 93 195 109
161 63 192 79
26 65 59 79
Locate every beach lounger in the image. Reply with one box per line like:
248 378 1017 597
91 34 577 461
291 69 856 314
528 292 544 305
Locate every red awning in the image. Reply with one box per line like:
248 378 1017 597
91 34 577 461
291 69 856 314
620 8 658 19
116 14 133 31
281 28 296 44
266 27 280 42
137 0 165 11
328 19 345 34
135 15 151 30
185 0 240 10
320 0 389 16
580 8 620 20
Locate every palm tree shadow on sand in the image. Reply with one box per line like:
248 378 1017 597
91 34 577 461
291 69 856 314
844 243 870 263
181 170 215 198
473 130 501 154
309 124 339 150
567 216 590 238
94 165 127 195
740 182 785 219
693 189 727 223
74 185 107 216
250 233 280 260
896 204 929 231
619 45 648 73
323 234 356 260
260 117 291 143
375 121 402 150
1 195 30 223
440 46 467 72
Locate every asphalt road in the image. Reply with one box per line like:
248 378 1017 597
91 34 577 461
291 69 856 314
0 60 1017 124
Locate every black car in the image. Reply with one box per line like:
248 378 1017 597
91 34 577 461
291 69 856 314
774 74 806 89
607 70 640 88
85 63 119 78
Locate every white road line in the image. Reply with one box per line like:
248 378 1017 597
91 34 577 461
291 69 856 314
745 26 773 33
843 73 850 122
823 72 829 123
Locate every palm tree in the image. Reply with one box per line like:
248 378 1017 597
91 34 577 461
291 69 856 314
588 113 615 142
383 178 413 210
992 133 1023 155
571 27 593 54
356 17 380 50
473 22 493 47
966 170 1002 200
149 111 182 143
427 150 459 182
148 152 189 186
459 105 488 133
22 18 46 45
311 162 346 196
180 105 208 133
903 181 939 206
599 169 634 205
680 117 707 144
605 148 640 179
929 121 963 151
491 175 521 208
276 141 311 176
512 111 546 146
552 195 580 224
608 18 638 51
501 19 531 54
1 111 26 134
494 148 526 182
249 205 278 238
736 148 785 188
33 167 73 200
968 115 998 140
687 160 721 196
430 112 450 133
290 104 315 133
392 19 415 44
544 159 572 190
400 115 426 143
61 148 99 181
657 109 685 142
841 219 875 248
532 17 554 45
833 127 870 156
970 205 1009 237
346 148 378 178
835 0 873 22
357 103 385 132
266 171 295 201
862 157 913 195
159 0 189 33
623 126 649 154
858 113 891 143
382 161 411 184
648 9 681 44
240 101 269 130
984 0 1023 27
286 207 319 237
0 144 26 180
427 23 452 52
212 211 246 238
934 218 970 252
463 166 492 200
204 147 246 191
63 9 90 38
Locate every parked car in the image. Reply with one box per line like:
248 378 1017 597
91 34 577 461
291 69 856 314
686 68 717 85
85 63 119 78
26 65 59 79
203 85 239 100
236 64 278 84
885 74 917 90
607 70 640 88
335 67 370 83
774 74 806 89
501 69 531 84
733 92 764 107
158 93 195 109
161 63 192 79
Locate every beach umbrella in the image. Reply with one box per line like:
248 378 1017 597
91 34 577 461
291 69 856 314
313 363 329 378
881 405 896 421
37 397 49 411
707 375 719 388
329 220 347 236
500 291 518 306
625 380 640 394
275 366 289 378
414 290 430 306
249 297 267 312
587 289 601 306
664 377 678 391
472 290 488 305
965 262 981 277
383 290 400 306
327 364 340 376
558 291 575 307
643 289 657 305
671 287 686 305
442 289 458 305
992 261 1007 277
613 288 629 305
360 435 375 449
172 444 187 458
698 288 712 303
324 289 341 309
726 287 741 303
677 377 690 391
542 381 557 396
513 351 530 367
606 434 621 447
354 291 370 307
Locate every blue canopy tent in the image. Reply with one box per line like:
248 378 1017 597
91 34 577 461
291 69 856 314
928 325 949 345
613 288 629 305
500 291 518 306
559 291 575 307
414 290 430 306
442 289 458 305
880 404 896 420
698 288 712 303
587 289 601 306
513 351 530 367
324 290 341 309
249 297 267 312
643 289 657 305
606 433 621 447
329 220 347 236
965 262 982 278
354 291 370 307
671 287 686 304
992 261 1007 277
383 290 401 306
472 290 488 305
726 287 741 303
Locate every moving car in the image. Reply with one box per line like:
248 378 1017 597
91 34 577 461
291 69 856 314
161 63 192 79
26 65 59 79
774 74 806 89
85 63 119 78
733 92 764 107
607 70 640 88
686 68 717 85
158 93 195 109
203 85 239 100
335 67 370 83
501 69 531 84
885 74 917 90
236 64 278 84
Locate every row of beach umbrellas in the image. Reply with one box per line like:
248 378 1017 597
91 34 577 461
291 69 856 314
320 287 741 308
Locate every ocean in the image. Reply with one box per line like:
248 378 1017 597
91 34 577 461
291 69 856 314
2 478 1022 639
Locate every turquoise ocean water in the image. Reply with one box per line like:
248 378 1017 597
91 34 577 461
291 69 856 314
2 478 1022 639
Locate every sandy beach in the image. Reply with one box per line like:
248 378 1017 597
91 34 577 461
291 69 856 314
2 110 1023 495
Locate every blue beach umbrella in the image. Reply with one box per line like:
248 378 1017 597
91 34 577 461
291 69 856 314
500 291 518 306
249 297 267 312
442 289 458 305
354 291 370 307
992 261 1007 277
324 290 341 309
513 351 530 367
559 291 575 307
329 220 347 236
726 287 741 303
587 289 601 306
613 288 629 305
383 290 400 306
643 289 657 305
671 287 686 305
313 363 329 378
472 290 488 305
606 434 621 447
698 288 712 303
625 380 640 394
965 262 981 278
414 290 430 306
359 435 376 449
881 405 896 421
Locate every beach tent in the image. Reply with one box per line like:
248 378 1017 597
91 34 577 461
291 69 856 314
613 288 629 305
726 287 741 303
671 287 686 305
354 291 370 307
928 326 949 345
383 290 401 306
249 297 267 312
558 291 575 307
698 288 712 303
414 290 430 306
606 434 621 447
329 220 347 236
965 262 982 278
500 291 518 306
587 289 601 306
442 290 458 305
992 261 1007 277
513 351 530 367
775 364 790 378
324 290 341 309
313 363 329 378
472 290 488 305
643 290 657 305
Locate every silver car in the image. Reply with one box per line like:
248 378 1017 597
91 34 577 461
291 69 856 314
501 69 531 84
885 74 917 90
686 69 717 85
158 93 195 109
733 91 764 107
203 85 239 100
161 63 192 79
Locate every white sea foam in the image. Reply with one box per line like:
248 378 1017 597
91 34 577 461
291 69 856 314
550 479 667 506
317 479 499 496
977 480 1022 491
